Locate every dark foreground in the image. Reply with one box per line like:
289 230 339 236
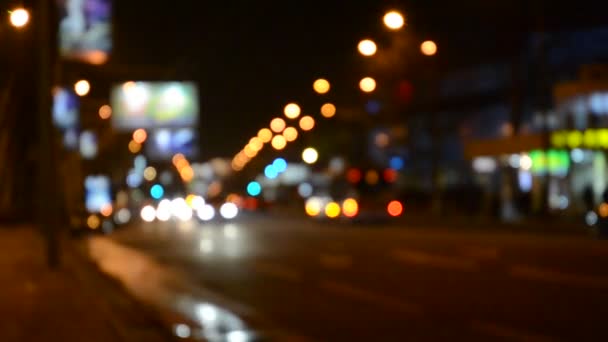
89 215 608 341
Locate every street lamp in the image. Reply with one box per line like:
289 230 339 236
383 11 405 30
299 116 315 131
321 103 336 118
9 8 29 28
313 79 330 94
420 40 437 56
284 103 301 119
357 39 377 57
302 147 319 164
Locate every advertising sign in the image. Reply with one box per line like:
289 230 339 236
58 0 112 64
110 82 199 130
146 128 198 160
84 175 111 213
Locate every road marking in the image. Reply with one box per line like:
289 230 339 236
319 253 352 269
509 265 608 290
461 246 500 260
471 320 555 341
391 248 479 271
254 262 302 282
318 280 421 315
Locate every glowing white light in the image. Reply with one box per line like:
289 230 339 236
197 204 216 221
124 83 150 112
509 154 520 168
220 202 239 220
226 330 249 342
10 8 29 28
170 198 192 221
571 148 584 163
520 155 533 171
586 211 598 226
196 304 218 323
140 205 156 222
174 324 191 339
161 85 186 108
156 201 171 221
192 196 206 211
472 157 496 173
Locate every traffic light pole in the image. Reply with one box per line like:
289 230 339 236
37 0 60 269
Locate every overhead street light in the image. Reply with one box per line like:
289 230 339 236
383 10 405 30
9 8 29 28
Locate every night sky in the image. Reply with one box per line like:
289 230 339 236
2 0 607 158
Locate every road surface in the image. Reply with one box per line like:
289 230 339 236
90 215 608 341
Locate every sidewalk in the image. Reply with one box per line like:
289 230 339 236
0 225 176 342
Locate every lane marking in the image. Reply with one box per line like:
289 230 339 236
318 280 421 315
471 320 555 342
254 262 302 282
391 248 479 271
461 246 500 260
319 253 352 269
509 265 608 290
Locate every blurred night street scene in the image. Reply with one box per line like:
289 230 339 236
3 0 608 340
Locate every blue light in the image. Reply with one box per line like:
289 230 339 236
272 158 287 173
389 156 404 170
150 184 164 199
264 165 278 179
366 100 381 115
247 181 262 197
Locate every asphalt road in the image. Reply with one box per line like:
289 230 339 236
98 215 608 341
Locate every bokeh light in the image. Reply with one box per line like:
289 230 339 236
358 39 377 57
383 168 398 183
249 137 263 151
302 147 319 164
299 116 315 131
313 79 330 94
144 166 157 181
220 202 239 219
325 202 341 218
273 158 288 173
150 184 164 199
74 80 91 96
133 128 147 144
258 128 273 143
383 10 405 30
359 77 376 93
87 215 100 229
387 200 403 217
305 197 323 217
100 204 113 217
346 168 362 183
420 40 437 56
265 165 279 179
128 140 142 153
271 135 287 150
247 181 262 197
365 170 379 185
321 103 336 118
375 132 390 147
10 8 29 28
270 118 286 133
140 205 156 222
283 126 298 142
284 103 302 119
98 105 112 119
342 198 359 218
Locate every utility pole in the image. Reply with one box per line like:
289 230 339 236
36 0 60 268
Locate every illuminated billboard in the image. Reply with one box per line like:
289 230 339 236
110 82 199 130
85 175 111 213
52 87 79 130
58 0 112 65
146 128 198 160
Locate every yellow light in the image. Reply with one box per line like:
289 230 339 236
299 116 315 131
599 129 608 148
551 131 567 147
87 215 100 229
132 128 147 144
584 129 598 148
302 147 319 164
567 131 583 148
185 194 196 207
313 79 331 94
172 153 185 165
270 118 286 133
359 77 376 93
284 103 302 119
175 158 189 170
143 166 157 181
9 8 29 28
420 40 437 56
305 198 323 217
258 128 273 143
100 204 113 217
249 137 263 151
325 202 341 218
271 135 287 150
358 39 377 57
74 80 91 96
383 10 405 30
99 105 112 119
342 198 359 218
231 161 243 171
321 103 336 118
365 170 379 185
128 140 142 153
600 203 608 218
180 166 194 182
283 127 299 142
244 144 258 158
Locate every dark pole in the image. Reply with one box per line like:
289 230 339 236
36 0 60 268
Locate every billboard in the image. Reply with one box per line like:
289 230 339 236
52 87 79 129
146 128 198 160
110 82 199 130
84 175 111 213
58 0 112 64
